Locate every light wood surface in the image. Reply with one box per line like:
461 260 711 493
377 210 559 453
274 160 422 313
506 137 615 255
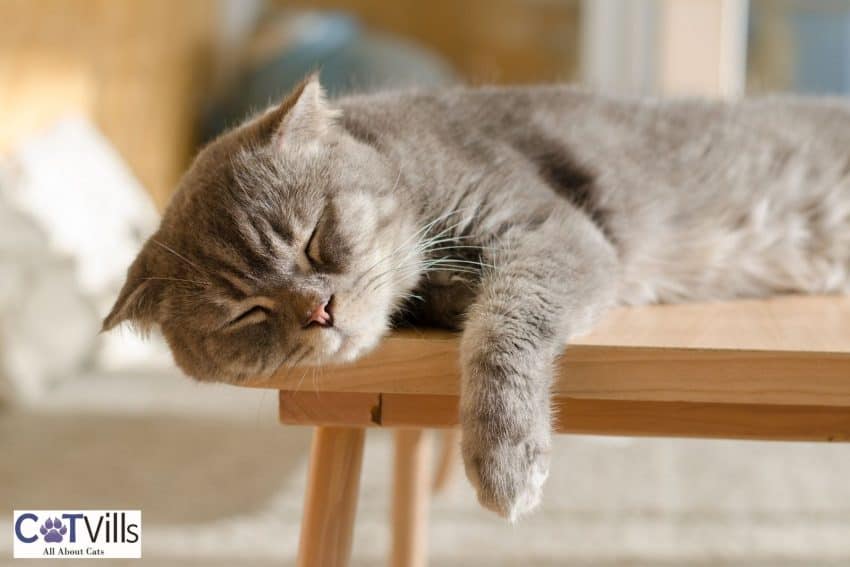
576 295 850 351
279 391 380 427
297 427 365 567
432 430 460 493
263 296 850 440
384 395 850 441
273 344 850 406
253 296 850 396
279 393 850 442
391 429 432 567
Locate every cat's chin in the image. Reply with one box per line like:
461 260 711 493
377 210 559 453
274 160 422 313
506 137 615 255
302 327 383 367
332 333 380 363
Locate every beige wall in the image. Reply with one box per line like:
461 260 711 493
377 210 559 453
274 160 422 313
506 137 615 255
0 0 217 207
1 0 581 205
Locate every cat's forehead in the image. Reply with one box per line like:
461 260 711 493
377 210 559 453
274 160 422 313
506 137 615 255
179 138 319 208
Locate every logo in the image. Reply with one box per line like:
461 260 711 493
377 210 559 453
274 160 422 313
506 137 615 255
39 517 67 543
13 510 141 559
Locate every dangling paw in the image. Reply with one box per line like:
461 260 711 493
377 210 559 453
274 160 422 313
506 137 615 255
462 432 550 522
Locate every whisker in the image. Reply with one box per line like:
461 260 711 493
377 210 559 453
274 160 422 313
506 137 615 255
422 244 495 254
291 347 316 393
293 367 311 394
311 367 320 396
291 346 314 368
152 239 206 274
423 258 495 270
352 207 479 288
351 253 485 302
287 347 313 393
266 343 305 380
141 276 209 287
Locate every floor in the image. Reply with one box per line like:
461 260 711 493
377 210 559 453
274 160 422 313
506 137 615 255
3 367 850 566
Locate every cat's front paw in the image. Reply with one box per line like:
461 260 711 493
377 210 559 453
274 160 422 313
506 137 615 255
462 431 550 522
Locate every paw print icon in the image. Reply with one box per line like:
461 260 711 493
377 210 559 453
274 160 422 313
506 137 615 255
39 517 67 543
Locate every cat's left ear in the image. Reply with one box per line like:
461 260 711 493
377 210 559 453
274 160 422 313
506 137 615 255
270 73 340 150
101 243 163 334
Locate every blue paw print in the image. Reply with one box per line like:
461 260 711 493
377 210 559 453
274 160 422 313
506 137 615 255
40 517 67 543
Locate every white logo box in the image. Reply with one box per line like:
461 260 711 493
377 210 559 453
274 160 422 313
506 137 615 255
13 510 142 559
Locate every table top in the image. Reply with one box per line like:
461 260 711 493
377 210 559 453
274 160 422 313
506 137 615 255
245 295 850 409
573 294 850 352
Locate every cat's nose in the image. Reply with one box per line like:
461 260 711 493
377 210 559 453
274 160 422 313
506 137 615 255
304 295 334 328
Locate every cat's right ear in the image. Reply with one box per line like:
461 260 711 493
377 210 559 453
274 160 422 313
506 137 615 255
102 247 162 334
266 73 340 151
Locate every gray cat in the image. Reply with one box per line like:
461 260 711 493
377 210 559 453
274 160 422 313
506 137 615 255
103 75 850 521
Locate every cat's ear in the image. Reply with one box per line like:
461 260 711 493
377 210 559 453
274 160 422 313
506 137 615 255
101 246 162 333
270 73 339 150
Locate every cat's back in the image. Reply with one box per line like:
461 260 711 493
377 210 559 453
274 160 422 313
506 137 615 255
339 84 850 146
339 86 850 303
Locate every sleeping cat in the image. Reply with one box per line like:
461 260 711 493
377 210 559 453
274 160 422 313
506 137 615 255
103 75 850 521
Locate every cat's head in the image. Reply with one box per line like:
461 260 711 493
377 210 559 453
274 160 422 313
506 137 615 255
102 76 420 383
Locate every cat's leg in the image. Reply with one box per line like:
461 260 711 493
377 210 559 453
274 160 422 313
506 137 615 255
460 207 618 521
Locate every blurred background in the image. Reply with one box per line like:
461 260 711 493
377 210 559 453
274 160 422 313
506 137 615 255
3 0 850 565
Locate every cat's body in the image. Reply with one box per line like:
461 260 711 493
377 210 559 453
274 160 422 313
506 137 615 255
341 86 850 313
104 78 850 521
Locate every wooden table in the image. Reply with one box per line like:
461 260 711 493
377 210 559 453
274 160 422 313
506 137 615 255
244 295 850 567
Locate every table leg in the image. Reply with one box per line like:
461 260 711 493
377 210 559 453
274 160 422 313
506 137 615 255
297 426 366 567
391 428 433 567
432 429 459 493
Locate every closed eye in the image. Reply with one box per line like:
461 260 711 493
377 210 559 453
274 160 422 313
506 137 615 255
225 305 271 331
305 222 322 267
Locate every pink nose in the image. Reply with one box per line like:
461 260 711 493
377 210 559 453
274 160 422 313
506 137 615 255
305 296 334 328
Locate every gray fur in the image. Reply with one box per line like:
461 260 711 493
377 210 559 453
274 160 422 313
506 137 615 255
104 76 850 520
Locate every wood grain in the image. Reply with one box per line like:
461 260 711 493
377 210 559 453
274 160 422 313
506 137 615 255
277 391 850 441
432 429 460 493
279 391 380 427
248 297 850 411
391 429 432 567
258 296 850 440
575 295 850 351
556 398 850 441
297 427 365 567
264 345 850 406
387 394 850 441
